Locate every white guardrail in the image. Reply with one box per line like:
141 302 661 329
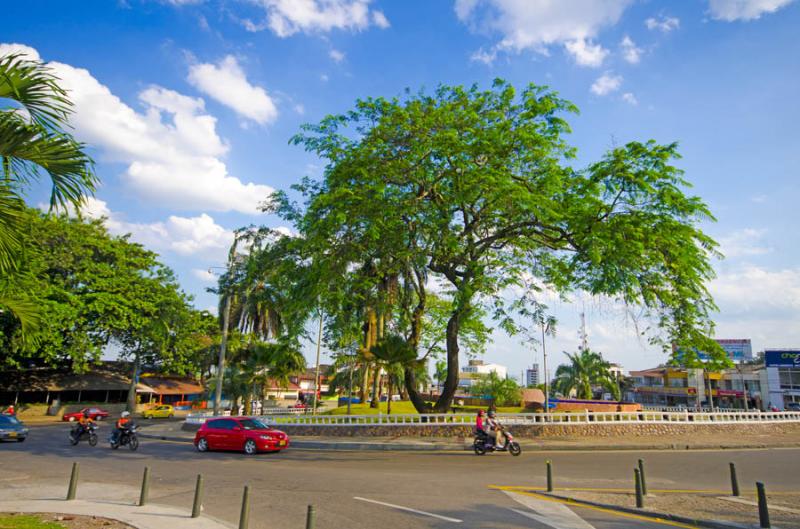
186 410 800 426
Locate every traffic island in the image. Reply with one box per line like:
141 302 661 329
530 489 800 528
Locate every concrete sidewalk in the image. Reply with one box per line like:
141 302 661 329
135 421 800 452
0 484 234 529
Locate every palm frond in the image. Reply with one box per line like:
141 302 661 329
0 290 41 336
0 53 72 130
0 182 24 274
0 112 97 210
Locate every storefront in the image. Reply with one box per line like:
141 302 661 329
764 349 800 410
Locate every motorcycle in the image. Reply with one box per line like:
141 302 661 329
473 427 522 456
109 425 139 451
69 422 98 446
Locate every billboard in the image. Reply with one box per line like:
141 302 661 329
765 350 800 368
674 339 753 363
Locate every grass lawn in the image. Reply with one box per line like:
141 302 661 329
0 514 65 529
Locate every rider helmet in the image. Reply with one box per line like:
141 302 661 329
487 410 496 418
82 410 90 418
121 411 130 418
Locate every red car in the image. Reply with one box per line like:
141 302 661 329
62 407 110 422
194 417 289 455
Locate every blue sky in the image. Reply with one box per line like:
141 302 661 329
4 0 799 378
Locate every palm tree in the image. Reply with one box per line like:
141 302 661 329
0 53 96 326
370 334 417 414
553 349 621 401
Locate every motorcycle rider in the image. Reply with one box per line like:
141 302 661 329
486 410 505 449
112 411 133 444
75 410 95 438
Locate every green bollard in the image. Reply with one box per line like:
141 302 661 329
305 505 316 529
238 485 250 529
729 463 740 497
634 468 644 508
139 466 150 507
756 482 770 528
638 458 648 496
66 462 79 501
192 474 204 518
546 460 553 492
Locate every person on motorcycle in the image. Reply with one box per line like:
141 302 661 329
486 410 505 449
112 411 133 444
75 410 95 437
475 410 486 434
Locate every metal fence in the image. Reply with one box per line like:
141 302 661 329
185 410 800 426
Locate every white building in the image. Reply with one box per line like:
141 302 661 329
458 360 508 388
526 364 540 387
764 349 800 410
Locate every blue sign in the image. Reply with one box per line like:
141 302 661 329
765 350 800 368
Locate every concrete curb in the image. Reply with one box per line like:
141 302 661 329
137 432 798 452
542 492 749 529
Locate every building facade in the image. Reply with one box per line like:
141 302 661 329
526 364 540 387
458 360 508 388
764 349 800 410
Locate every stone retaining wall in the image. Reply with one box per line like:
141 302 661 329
183 421 800 438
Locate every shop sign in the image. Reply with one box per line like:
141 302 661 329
717 390 744 397
636 386 696 395
765 350 800 368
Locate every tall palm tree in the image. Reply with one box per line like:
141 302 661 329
0 53 96 326
370 334 417 414
553 349 621 401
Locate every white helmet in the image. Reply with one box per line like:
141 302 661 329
121 411 130 418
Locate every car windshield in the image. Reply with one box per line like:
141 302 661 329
0 416 20 425
238 419 268 430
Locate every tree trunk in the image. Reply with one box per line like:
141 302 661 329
358 364 369 403
432 310 462 413
387 374 392 415
370 362 380 408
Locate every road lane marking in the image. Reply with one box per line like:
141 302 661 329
353 496 462 523
504 489 701 529
504 491 595 529
719 496 800 514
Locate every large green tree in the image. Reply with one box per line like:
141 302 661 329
0 208 209 380
269 80 722 412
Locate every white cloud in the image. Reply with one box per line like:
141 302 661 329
372 10 390 29
718 228 772 258
590 72 623 96
620 35 642 64
708 0 795 21
564 39 608 68
455 0 633 68
622 92 638 105
77 198 234 257
645 14 680 32
187 55 278 125
192 268 218 282
329 49 345 63
246 0 390 37
2 43 274 214
470 47 498 65
0 43 41 61
709 266 800 318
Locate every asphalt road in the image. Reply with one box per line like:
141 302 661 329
2 424 799 529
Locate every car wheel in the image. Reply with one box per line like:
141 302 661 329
88 433 98 447
244 439 257 455
16 438 25 442
196 438 209 452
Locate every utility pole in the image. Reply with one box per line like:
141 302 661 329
579 312 588 351
347 353 355 415
541 321 549 412
312 311 323 416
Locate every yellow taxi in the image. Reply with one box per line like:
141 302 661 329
142 404 175 419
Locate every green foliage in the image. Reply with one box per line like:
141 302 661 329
553 349 620 400
469 371 522 407
0 513 67 529
0 208 210 373
260 79 720 412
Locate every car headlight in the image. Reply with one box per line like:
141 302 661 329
259 435 274 440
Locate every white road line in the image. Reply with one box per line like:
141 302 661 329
353 496 463 523
504 491 596 529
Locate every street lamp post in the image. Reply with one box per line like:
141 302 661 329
541 320 549 413
312 311 323 416
212 240 238 417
